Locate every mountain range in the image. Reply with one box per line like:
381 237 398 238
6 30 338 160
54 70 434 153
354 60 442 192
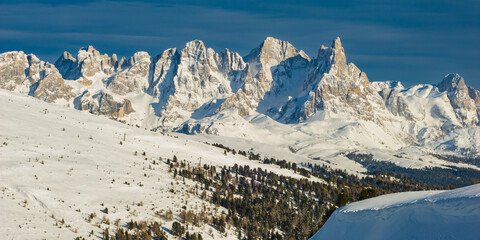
1 37 479 170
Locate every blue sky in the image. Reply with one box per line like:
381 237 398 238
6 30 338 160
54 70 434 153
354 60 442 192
1 0 479 88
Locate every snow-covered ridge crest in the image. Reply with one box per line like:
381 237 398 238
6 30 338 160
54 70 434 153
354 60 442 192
311 184 480 240
0 37 479 161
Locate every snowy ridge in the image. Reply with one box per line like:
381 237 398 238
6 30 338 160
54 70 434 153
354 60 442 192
311 184 480 240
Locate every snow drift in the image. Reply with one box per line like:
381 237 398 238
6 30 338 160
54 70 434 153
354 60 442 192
311 184 480 240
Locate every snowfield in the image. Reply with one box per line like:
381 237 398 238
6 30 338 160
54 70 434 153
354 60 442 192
311 183 480 240
0 89 317 239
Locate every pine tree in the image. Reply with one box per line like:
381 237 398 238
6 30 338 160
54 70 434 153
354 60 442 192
172 221 185 237
103 228 110 240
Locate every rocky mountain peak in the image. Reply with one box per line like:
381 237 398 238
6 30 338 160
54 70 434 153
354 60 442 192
436 73 478 126
0 51 73 103
55 45 123 79
220 48 246 72
437 73 467 92
80 45 98 53
245 37 305 66
61 51 75 61
130 51 151 64
77 45 101 61
331 37 347 66
185 39 205 49
182 40 207 60
54 51 77 79
316 37 347 72
295 37 381 122
332 37 343 49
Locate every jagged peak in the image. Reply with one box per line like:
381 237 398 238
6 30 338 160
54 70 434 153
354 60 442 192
223 48 230 54
245 36 305 64
55 51 76 66
0 51 27 60
264 36 279 42
260 36 296 51
390 81 404 89
76 45 115 61
62 51 75 60
221 48 242 58
261 36 287 46
26 53 41 65
298 50 311 61
316 37 348 67
77 45 103 62
131 51 151 62
0 50 24 55
332 37 343 50
184 40 206 51
181 40 208 61
154 48 179 62
438 73 467 92
79 45 98 53
111 53 118 63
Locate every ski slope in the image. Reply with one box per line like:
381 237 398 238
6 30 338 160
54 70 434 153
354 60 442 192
311 183 480 240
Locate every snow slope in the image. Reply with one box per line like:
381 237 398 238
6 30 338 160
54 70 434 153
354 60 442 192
311 183 480 240
0 89 315 239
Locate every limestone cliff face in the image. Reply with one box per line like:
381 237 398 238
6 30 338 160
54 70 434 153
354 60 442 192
373 81 416 121
243 37 308 99
147 48 180 98
0 51 73 103
167 40 230 111
437 73 478 126
55 46 126 80
220 37 309 117
156 40 251 127
75 90 134 118
468 86 480 118
53 46 141 117
107 51 152 95
294 38 387 123
0 51 29 92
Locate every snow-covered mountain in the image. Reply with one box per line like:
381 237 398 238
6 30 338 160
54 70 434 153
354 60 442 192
1 37 479 171
311 183 480 240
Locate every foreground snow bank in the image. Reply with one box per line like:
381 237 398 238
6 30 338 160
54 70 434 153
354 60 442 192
311 184 480 240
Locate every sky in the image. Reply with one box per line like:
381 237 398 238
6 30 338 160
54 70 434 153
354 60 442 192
1 0 479 89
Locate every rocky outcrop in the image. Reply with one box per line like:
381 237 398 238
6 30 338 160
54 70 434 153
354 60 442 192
468 86 480 119
156 40 251 127
437 73 478 126
221 37 310 117
294 38 387 122
107 51 152 95
373 81 417 121
0 51 73 103
0 51 29 92
75 90 134 118
147 48 180 98
55 46 127 80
